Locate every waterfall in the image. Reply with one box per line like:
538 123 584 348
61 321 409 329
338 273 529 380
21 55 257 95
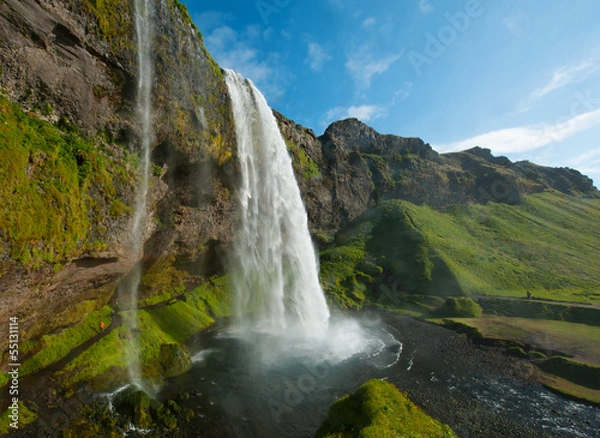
121 0 154 391
224 70 330 339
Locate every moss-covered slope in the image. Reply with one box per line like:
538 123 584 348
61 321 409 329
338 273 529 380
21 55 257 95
316 379 457 438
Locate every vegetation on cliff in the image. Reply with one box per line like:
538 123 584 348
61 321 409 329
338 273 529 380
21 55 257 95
0 95 136 268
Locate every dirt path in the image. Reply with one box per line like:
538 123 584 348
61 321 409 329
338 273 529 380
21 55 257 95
471 294 600 309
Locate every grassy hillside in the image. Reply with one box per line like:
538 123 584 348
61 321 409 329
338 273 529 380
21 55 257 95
405 191 600 304
321 191 600 307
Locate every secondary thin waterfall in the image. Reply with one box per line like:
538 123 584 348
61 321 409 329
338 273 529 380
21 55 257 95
225 70 330 339
123 0 154 389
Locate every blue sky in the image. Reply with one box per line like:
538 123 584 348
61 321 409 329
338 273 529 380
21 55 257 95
182 0 600 187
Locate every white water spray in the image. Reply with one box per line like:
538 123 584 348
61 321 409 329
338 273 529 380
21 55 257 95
121 0 154 391
224 70 330 339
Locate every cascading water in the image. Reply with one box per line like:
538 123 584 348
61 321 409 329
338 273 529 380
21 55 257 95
120 0 154 391
225 70 330 339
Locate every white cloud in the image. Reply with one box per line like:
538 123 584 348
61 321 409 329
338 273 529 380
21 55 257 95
419 0 433 13
346 47 402 89
322 105 385 127
203 25 287 102
434 108 600 154
362 17 376 28
515 59 600 114
305 42 332 72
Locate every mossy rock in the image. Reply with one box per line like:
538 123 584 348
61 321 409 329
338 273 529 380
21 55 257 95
113 386 154 429
436 297 483 318
316 379 457 438
159 343 192 378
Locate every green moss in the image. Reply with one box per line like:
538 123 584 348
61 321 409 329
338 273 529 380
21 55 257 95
320 243 374 309
81 0 134 55
316 379 457 438
285 139 321 179
171 0 196 31
363 154 394 190
20 305 113 376
436 297 483 318
0 96 136 268
0 401 37 435
54 325 130 390
184 275 232 318
55 276 231 390
140 256 188 303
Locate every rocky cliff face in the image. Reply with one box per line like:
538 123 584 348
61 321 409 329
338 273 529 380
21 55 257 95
280 116 598 238
0 0 235 355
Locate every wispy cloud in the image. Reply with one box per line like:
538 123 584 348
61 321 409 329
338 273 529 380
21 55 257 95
514 59 600 114
362 17 376 28
392 82 413 104
568 147 600 168
346 47 402 89
419 0 433 13
435 108 600 154
322 105 386 127
305 42 332 72
203 25 288 102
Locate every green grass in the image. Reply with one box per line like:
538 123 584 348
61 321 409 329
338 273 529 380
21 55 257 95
325 192 600 306
443 316 600 365
477 298 600 326
538 356 600 390
316 379 457 438
0 401 37 435
402 191 600 303
437 315 600 404
537 372 600 405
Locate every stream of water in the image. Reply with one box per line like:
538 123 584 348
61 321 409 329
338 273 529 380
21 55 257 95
120 0 154 392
